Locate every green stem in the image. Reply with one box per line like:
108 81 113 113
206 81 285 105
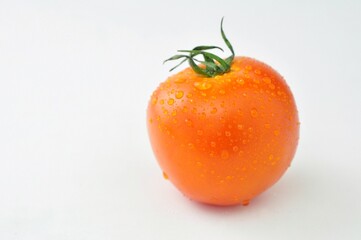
164 17 235 78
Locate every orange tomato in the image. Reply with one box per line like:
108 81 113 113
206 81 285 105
147 21 299 206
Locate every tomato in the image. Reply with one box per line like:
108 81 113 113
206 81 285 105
147 20 299 206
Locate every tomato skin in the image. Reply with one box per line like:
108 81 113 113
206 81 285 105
147 56 299 206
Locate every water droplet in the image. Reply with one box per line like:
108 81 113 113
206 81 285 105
182 106 188 112
175 91 184 99
163 171 169 180
274 130 280 136
211 107 218 114
226 176 233 180
269 84 275 90
254 69 261 75
263 77 271 84
264 123 271 129
236 78 245 85
149 118 153 123
219 89 226 95
221 150 229 159
185 118 193 127
194 81 212 90
196 161 202 167
225 131 231 137
167 98 175 105
188 143 194 149
233 146 239 152
174 78 185 83
250 108 258 118
171 110 177 116
210 141 216 147
237 124 244 130
245 65 253 71
242 139 247 144
159 99 165 105
197 130 203 136
186 93 193 98
269 154 274 160
242 199 250 206
151 97 158 105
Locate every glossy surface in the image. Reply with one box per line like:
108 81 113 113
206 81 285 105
147 57 299 206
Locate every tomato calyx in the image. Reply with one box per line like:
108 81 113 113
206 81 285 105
164 17 235 78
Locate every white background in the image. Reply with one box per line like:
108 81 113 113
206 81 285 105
1 0 361 239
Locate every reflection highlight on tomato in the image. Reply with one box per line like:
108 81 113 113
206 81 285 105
147 19 299 206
